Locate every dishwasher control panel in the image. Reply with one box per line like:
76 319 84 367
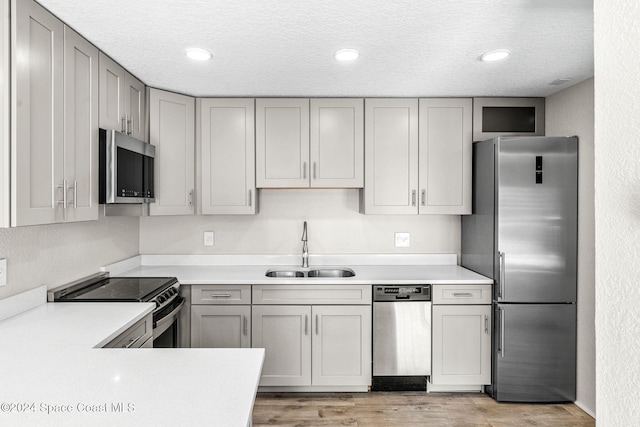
373 285 431 301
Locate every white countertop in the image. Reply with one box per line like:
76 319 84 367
0 298 264 427
105 254 492 285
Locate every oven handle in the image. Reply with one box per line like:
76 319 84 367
154 297 185 330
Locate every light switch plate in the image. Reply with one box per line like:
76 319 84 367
0 259 6 286
203 232 215 247
395 232 410 248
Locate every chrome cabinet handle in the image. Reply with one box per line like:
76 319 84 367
484 315 489 334
248 189 252 207
453 292 473 297
499 252 506 300
68 180 77 209
188 190 194 207
57 180 67 208
421 189 426 206
121 116 127 133
243 316 248 336
129 116 134 135
411 190 417 206
210 294 231 298
124 334 144 348
313 162 317 180
315 314 319 335
303 162 307 180
304 315 308 335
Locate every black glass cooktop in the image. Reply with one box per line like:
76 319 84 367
57 277 177 302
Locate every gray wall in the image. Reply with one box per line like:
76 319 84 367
0 213 139 300
595 0 640 424
545 78 595 416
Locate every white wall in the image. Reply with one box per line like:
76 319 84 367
140 189 461 256
545 78 595 417
595 0 640 425
0 213 139 300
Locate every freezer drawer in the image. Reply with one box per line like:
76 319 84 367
493 303 576 402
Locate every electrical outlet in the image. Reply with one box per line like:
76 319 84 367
395 232 410 248
203 231 215 247
0 259 6 286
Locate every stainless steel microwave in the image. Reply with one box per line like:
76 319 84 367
472 97 545 141
99 129 155 204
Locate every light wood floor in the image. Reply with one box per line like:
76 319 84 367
252 392 595 427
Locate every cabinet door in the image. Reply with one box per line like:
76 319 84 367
362 98 419 214
0 0 9 227
419 98 472 214
11 0 64 226
309 99 364 188
148 89 195 216
431 305 491 385
200 98 256 214
256 98 309 188
312 305 371 386
63 26 99 223
98 52 125 133
252 305 311 386
125 72 146 141
191 305 251 348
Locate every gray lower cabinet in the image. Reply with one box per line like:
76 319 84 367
190 285 251 348
251 284 372 389
103 313 153 349
431 284 492 387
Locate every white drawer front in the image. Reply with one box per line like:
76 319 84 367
432 284 492 305
192 285 252 305
252 285 372 305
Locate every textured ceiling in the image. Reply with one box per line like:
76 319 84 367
36 0 594 98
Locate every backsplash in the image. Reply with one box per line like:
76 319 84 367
139 189 461 256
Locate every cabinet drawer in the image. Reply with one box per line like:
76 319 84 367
191 285 251 305
103 314 152 348
252 285 372 305
432 284 492 305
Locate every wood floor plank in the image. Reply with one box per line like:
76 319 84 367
252 392 595 427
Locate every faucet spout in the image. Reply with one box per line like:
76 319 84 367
301 221 309 268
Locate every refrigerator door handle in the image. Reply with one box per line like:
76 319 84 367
499 307 505 358
499 251 506 300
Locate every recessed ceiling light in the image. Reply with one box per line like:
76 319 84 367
480 49 510 62
335 49 359 61
185 47 212 61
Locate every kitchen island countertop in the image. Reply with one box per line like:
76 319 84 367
0 295 263 427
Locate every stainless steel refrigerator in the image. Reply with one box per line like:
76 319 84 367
461 136 577 402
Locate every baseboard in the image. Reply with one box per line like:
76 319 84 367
574 400 596 419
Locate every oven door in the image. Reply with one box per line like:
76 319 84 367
153 296 185 348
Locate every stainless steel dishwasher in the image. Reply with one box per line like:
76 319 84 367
372 284 432 391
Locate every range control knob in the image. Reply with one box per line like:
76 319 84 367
157 294 166 304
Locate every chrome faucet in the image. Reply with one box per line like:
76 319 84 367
301 221 309 268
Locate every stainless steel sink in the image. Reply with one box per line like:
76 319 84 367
265 268 356 278
265 269 305 278
307 268 356 278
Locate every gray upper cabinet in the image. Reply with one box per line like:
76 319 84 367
256 98 364 189
362 98 472 215
200 98 256 214
0 0 9 227
63 26 99 223
256 98 310 188
418 98 472 215
12 0 64 226
12 0 99 226
362 98 419 214
309 99 364 188
148 88 195 216
99 52 146 141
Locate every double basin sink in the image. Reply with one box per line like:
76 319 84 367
265 267 356 278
